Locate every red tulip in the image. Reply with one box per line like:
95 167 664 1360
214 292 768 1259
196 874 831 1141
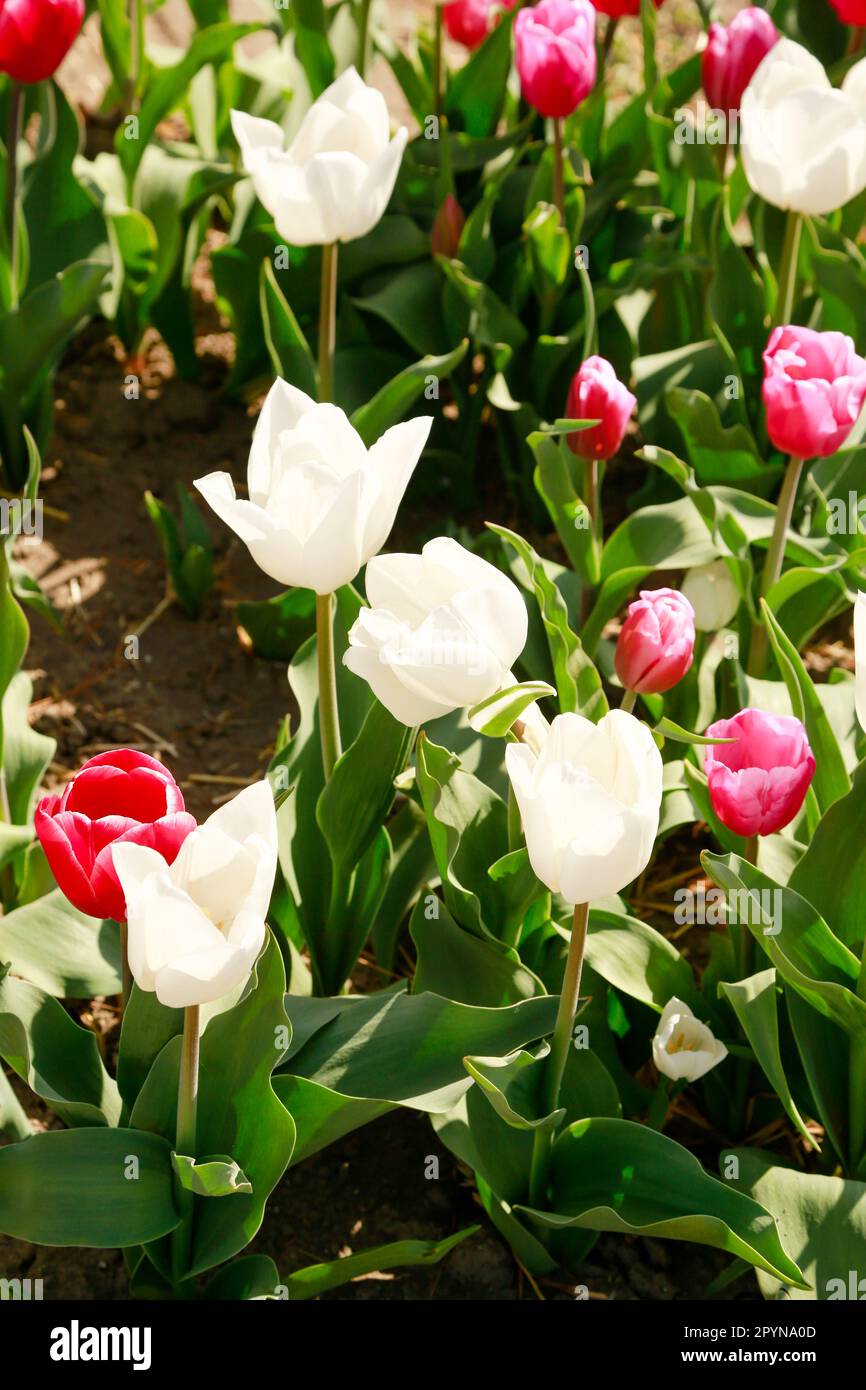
443 0 490 49
35 749 196 922
0 0 84 85
591 0 663 17
704 709 815 838
829 1 866 22
431 193 466 259
566 355 636 461
615 588 696 696
702 8 779 115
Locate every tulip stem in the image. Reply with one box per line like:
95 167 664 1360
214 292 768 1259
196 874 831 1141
119 919 132 1014
357 0 373 76
552 118 566 225
600 17 618 68
620 689 637 715
774 211 802 328
171 1004 200 1291
747 454 804 675
529 902 589 1208
580 457 601 623
849 945 866 1174
433 1 444 122
316 592 342 779
318 242 338 404
5 82 23 312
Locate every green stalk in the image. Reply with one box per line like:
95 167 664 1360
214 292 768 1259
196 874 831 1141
600 16 619 68
5 82 23 312
529 902 589 1208
119 919 133 1014
170 1004 200 1292
318 241 338 404
774 211 802 327
356 0 373 76
433 2 444 123
316 592 342 780
552 117 566 226
579 456 601 624
747 455 805 676
620 688 637 715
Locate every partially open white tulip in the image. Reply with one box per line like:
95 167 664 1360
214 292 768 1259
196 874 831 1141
681 560 740 633
505 710 663 903
343 537 529 726
855 591 866 735
112 781 277 1009
231 67 408 246
195 380 431 595
652 997 728 1083
741 39 866 216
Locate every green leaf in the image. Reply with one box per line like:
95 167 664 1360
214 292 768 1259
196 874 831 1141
444 15 514 137
286 1227 479 1300
172 1153 253 1197
204 1254 282 1301
522 1118 807 1289
788 756 866 950
1 671 54 825
411 892 543 1007
0 1127 179 1247
655 716 736 747
0 890 121 997
317 698 414 878
259 257 317 398
350 340 468 446
467 681 555 738
720 970 818 1151
585 908 701 1013
236 588 316 663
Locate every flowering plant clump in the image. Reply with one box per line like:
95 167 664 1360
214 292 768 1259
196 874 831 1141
3 0 866 1320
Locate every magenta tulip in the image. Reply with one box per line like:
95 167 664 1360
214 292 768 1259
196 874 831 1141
514 0 596 120
566 355 636 461
704 708 815 838
702 8 779 114
763 325 866 459
615 588 696 696
35 749 196 923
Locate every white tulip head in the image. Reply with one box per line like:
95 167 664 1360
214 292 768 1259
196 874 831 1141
505 709 663 904
195 380 432 595
112 780 278 1009
652 997 728 1083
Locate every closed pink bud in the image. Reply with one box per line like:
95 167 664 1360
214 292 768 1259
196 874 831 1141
615 588 695 695
514 0 596 120
591 0 663 17
763 325 866 460
443 0 490 50
704 708 815 838
431 193 466 259
566 355 636 461
702 8 778 114
829 1 866 22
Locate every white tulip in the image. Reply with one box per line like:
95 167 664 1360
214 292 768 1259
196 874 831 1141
855 591 866 735
343 537 529 726
231 67 408 246
652 997 728 1083
195 380 431 595
505 710 663 903
741 39 866 216
112 781 277 1009
681 561 740 633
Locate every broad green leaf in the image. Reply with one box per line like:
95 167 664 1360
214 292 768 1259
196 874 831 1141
585 908 701 1013
259 257 317 398
410 892 543 1007
789 757 866 950
720 970 818 1151
317 697 414 878
467 681 555 738
172 1154 253 1197
1 671 55 824
0 890 121 998
204 1254 282 1300
275 1073 393 1167
444 14 514 137
287 1227 478 1300
351 340 469 446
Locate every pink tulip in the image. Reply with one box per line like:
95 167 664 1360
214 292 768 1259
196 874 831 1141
566 355 636 461
702 8 779 114
35 749 196 922
615 588 696 695
763 325 866 460
591 0 663 16
514 0 597 120
829 1 866 22
431 193 466 259
704 708 815 838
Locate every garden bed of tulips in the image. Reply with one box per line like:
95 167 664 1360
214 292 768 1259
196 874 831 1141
2 0 866 1320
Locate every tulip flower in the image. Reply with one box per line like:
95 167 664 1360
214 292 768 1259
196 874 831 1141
344 537 528 726
591 0 663 15
703 708 815 838
506 709 663 904
112 781 277 1010
566 355 635 462
231 68 407 248
35 750 196 925
431 193 466 259
194 379 432 596
443 0 490 48
681 561 740 633
702 8 779 116
855 591 866 735
0 0 84 84
763 325 866 461
829 1 866 21
615 588 696 698
652 998 728 1083
741 40 866 218
514 0 597 120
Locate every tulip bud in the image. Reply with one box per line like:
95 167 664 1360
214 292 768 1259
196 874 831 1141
566 355 635 462
681 561 740 633
741 39 866 217
344 537 528 726
514 0 597 120
829 1 866 21
431 194 466 260
703 708 816 838
506 710 663 903
763 325 866 460
231 68 408 247
615 589 695 696
855 591 866 735
443 0 490 48
702 8 778 116
35 750 196 923
653 999 727 1083
591 0 664 16
0 0 84 84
